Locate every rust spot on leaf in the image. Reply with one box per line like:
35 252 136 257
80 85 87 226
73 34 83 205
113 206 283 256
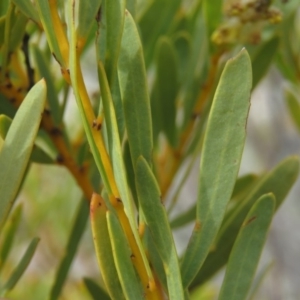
194 220 202 231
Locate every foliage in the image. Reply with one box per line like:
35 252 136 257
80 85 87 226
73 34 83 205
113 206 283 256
0 0 299 299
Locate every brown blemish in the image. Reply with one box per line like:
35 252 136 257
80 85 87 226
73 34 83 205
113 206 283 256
92 119 102 131
243 216 257 227
194 220 202 231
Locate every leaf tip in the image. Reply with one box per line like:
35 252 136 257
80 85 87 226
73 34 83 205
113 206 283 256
90 193 106 215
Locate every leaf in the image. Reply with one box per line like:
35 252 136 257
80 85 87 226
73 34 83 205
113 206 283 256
0 204 22 270
170 174 257 229
203 0 222 38
0 114 11 138
172 31 192 83
191 156 299 288
118 11 153 167
97 0 125 84
247 262 273 300
98 63 135 220
33 45 61 125
181 12 209 130
0 114 54 165
35 0 65 66
1 237 40 295
126 0 136 18
0 79 46 230
123 141 138 205
98 62 153 287
107 211 144 300
285 87 300 133
0 94 16 118
83 277 110 300
76 0 102 47
0 0 9 17
90 194 124 300
152 37 179 147
219 194 275 300
12 0 39 24
50 198 89 300
146 233 167 292
8 9 27 52
251 37 279 88
137 0 181 65
30 145 55 164
231 174 258 201
96 0 126 137
66 0 112 195
180 49 252 288
136 156 184 300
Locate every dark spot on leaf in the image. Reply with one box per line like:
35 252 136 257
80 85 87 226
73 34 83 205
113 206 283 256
243 216 257 227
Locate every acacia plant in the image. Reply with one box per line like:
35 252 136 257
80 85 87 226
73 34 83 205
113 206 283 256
0 0 299 299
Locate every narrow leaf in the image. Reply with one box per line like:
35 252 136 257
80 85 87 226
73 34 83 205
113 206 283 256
0 79 46 230
0 204 22 270
136 156 184 300
35 0 65 66
153 37 179 147
119 11 153 167
83 277 110 300
107 211 144 300
50 199 89 300
180 49 252 287
1 237 40 294
137 0 181 65
96 0 126 137
77 0 102 46
251 37 279 88
12 0 39 24
0 115 54 165
170 174 257 229
191 156 299 288
219 194 275 300
90 193 124 300
285 87 300 133
33 45 61 125
203 0 222 38
98 62 153 285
